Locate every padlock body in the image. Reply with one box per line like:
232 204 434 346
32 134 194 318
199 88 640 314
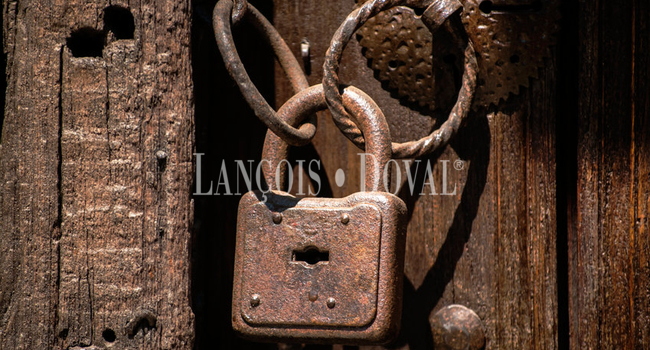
232 190 407 344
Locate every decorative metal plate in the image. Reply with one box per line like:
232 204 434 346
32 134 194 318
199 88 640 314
357 0 560 108
357 6 459 111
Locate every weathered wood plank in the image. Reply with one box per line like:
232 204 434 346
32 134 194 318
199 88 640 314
633 2 650 348
0 1 66 347
59 51 110 347
527 56 558 350
1 0 195 348
571 0 650 349
570 0 601 349
599 0 635 348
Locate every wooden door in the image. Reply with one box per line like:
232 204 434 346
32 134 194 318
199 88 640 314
190 0 650 349
2 0 649 349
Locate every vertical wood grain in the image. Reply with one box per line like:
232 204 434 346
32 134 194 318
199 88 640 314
1 0 195 348
571 0 650 349
633 2 650 347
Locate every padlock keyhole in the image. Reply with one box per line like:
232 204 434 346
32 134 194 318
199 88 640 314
292 246 329 265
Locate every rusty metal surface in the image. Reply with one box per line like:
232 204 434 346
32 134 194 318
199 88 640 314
239 200 382 327
322 0 477 158
389 40 476 158
430 305 486 350
461 0 559 106
421 0 463 31
231 0 247 24
355 0 462 112
356 6 456 112
235 110 407 343
357 0 559 108
213 0 316 146
232 73 408 343
233 191 407 344
261 84 393 192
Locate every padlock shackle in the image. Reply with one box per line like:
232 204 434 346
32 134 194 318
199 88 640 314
262 84 392 193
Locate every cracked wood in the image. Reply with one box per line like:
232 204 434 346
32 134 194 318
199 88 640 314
0 0 195 348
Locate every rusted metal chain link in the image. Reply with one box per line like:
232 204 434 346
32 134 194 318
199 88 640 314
213 0 317 146
322 0 478 158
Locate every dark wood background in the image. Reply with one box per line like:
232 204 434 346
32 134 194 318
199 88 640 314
570 0 650 348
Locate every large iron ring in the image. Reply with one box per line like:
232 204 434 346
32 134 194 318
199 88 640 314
213 0 317 146
322 0 478 158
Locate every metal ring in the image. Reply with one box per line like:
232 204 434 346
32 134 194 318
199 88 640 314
322 0 478 158
213 0 317 146
262 84 392 192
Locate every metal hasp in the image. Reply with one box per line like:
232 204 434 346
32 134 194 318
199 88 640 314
357 0 559 108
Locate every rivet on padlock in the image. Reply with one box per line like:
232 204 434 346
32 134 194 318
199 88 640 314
272 212 283 224
231 85 407 345
250 294 261 307
340 213 350 225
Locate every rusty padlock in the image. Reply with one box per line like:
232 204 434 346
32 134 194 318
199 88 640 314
231 85 407 344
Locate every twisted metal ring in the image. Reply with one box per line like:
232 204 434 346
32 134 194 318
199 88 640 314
322 0 478 158
213 0 317 146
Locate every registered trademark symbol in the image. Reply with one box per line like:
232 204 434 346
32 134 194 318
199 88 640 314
454 160 465 171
